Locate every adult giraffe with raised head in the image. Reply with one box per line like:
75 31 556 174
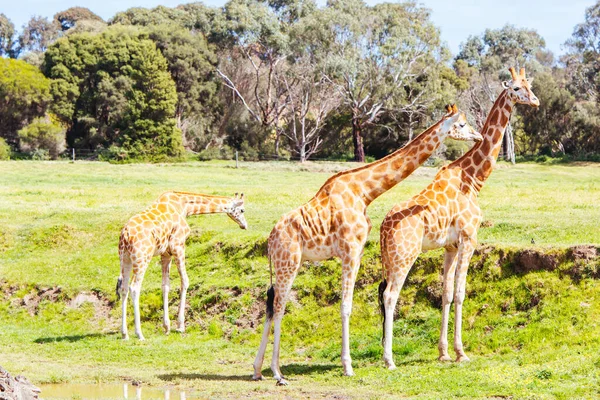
117 191 247 340
253 105 482 384
378 67 539 369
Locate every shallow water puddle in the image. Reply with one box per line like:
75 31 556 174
40 383 197 399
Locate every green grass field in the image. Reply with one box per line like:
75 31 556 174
0 160 599 399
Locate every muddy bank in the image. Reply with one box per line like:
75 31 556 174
0 244 597 328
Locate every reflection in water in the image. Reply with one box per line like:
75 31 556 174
41 383 190 399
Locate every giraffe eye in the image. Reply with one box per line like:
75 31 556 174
241 209 245 213
514 87 521 91
459 123 466 128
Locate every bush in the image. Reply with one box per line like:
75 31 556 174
444 139 470 160
18 117 66 160
198 145 234 161
0 138 11 160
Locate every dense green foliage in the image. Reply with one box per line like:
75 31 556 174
0 58 52 146
42 27 183 159
17 117 66 159
0 161 598 398
1 2 600 161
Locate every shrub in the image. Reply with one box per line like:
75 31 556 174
18 117 66 160
444 139 470 160
0 138 11 160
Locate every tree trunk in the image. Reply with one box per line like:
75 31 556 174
274 128 281 159
352 117 365 162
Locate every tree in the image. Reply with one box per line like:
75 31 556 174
43 27 182 159
18 16 60 53
295 0 448 161
215 0 294 157
0 58 52 147
54 7 104 32
563 2 600 101
0 14 16 57
18 116 66 159
455 25 550 162
147 25 221 152
280 57 341 162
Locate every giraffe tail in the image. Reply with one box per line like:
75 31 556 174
378 279 388 343
116 275 123 301
266 285 275 321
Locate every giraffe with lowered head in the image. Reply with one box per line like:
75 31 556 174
117 191 247 340
253 104 482 384
378 67 539 369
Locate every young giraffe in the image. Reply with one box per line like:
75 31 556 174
378 68 539 369
117 191 247 340
253 105 482 384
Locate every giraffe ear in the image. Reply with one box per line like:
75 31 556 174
240 193 244 200
502 81 510 89
445 104 452 113
528 77 534 85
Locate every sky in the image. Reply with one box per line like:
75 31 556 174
1 0 596 57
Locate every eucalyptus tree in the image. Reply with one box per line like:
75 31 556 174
279 55 341 162
215 0 299 157
0 14 16 57
455 24 549 162
294 0 447 162
54 7 104 32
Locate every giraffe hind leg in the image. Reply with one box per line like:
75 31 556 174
119 254 133 340
252 285 274 381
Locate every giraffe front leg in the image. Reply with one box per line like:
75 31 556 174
161 255 172 334
453 241 476 363
438 250 458 361
131 279 145 341
174 250 189 333
340 253 362 377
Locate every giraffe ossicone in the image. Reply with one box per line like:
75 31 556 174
252 104 479 384
378 67 539 370
117 191 247 341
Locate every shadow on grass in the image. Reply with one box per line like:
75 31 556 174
157 363 338 383
34 333 109 344
158 373 251 382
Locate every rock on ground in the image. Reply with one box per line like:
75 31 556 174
0 365 40 400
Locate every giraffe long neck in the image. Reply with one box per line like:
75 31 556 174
452 90 513 193
174 193 231 217
348 118 446 205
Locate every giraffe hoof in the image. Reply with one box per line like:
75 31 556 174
343 368 355 377
386 364 397 370
276 378 288 386
175 327 185 333
438 355 452 362
122 334 129 341
456 355 471 363
252 374 264 381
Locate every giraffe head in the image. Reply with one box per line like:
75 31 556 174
226 193 247 229
442 104 482 142
502 67 540 107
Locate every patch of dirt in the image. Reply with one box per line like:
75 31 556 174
67 291 113 320
425 275 443 308
235 289 265 330
20 286 64 316
568 245 598 261
513 249 560 274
